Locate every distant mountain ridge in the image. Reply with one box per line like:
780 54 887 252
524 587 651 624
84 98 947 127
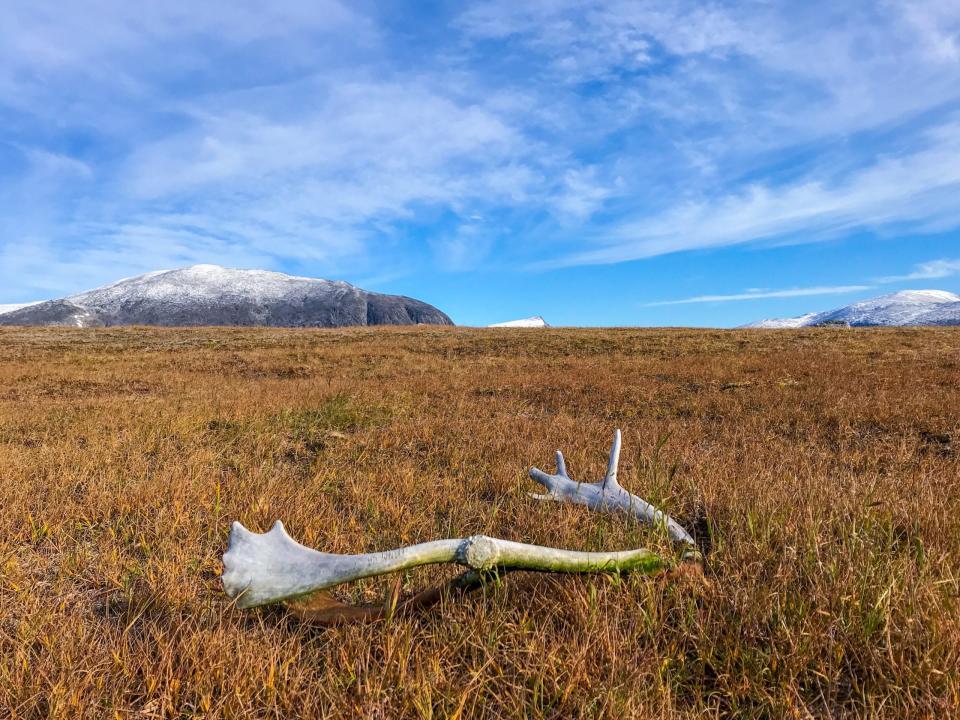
0 302 41 314
0 265 453 328
489 316 550 328
743 290 960 328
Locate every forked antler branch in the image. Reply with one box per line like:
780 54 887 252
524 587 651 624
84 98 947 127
221 429 698 618
529 429 696 548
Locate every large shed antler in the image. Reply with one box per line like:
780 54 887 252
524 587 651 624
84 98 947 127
529 430 697 550
221 429 698 620
222 522 664 609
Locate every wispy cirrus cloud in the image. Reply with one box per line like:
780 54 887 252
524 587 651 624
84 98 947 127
645 254 960 307
462 0 960 272
645 285 873 306
546 119 960 268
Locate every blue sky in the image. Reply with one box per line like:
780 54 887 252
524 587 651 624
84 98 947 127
1 0 959 327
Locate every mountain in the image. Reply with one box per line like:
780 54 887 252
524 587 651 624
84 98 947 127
0 265 453 328
489 316 550 328
911 301 960 325
0 301 40 314
742 312 820 329
743 290 960 328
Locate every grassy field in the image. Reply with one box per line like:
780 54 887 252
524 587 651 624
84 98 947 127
1 326 958 718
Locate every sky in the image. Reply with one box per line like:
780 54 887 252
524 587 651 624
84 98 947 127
1 0 960 327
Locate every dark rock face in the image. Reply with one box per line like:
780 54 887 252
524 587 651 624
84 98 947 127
0 265 453 328
365 292 450 325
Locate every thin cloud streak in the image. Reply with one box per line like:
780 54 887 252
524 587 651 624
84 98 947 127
876 258 960 282
646 285 873 306
646 254 960 309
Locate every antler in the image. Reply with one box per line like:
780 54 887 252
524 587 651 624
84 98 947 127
222 521 665 609
221 429 698 619
529 429 697 548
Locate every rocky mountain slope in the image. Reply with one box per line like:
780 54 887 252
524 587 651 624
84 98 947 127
744 290 960 328
0 265 453 328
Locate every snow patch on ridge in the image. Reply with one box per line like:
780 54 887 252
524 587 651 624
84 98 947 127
489 315 549 328
743 289 960 328
68 264 350 308
743 312 820 329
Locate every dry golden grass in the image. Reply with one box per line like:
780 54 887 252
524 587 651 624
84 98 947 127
1 326 958 718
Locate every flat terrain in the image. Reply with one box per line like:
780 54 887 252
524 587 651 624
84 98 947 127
1 326 958 718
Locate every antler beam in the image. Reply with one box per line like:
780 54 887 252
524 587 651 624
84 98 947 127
222 521 665 608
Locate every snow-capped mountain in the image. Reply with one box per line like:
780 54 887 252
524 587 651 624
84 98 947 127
912 300 960 325
488 316 550 328
743 290 960 328
0 265 453 328
742 312 821 329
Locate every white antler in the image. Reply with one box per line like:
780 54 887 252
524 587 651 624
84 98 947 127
221 429 699 616
529 429 696 547
222 521 665 608
223 521 462 608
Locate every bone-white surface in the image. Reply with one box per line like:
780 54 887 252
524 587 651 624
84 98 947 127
529 429 696 546
222 521 462 608
223 522 664 608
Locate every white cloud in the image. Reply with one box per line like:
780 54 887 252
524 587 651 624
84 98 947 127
128 81 525 203
0 225 275 297
0 1 375 132
900 0 960 62
110 78 565 276
0 1 368 73
430 224 496 272
645 285 873 306
457 1 740 82
547 120 960 267
553 168 615 220
20 148 93 180
643 254 960 310
877 258 960 282
458 0 960 131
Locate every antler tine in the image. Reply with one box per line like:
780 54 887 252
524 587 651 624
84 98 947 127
555 450 567 477
603 429 621 489
528 465 556 497
528 448 569 499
